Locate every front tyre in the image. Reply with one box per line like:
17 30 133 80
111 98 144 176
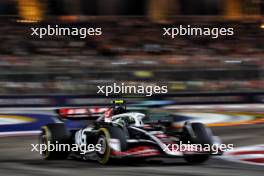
183 123 213 164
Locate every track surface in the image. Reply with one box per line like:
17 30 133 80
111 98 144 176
0 124 264 176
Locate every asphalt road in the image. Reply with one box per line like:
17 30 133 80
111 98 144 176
0 124 264 176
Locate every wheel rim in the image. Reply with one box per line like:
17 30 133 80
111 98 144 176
97 135 106 155
96 128 111 164
40 132 47 156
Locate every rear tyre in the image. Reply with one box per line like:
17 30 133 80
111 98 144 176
95 128 111 164
39 123 71 160
182 123 213 164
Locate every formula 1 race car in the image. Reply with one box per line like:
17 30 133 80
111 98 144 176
39 100 223 164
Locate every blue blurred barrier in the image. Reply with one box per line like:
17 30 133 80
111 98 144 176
0 114 55 132
0 113 90 134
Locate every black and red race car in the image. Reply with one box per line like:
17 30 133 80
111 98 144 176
39 100 223 164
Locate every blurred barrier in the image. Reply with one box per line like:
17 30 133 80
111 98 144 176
0 92 263 107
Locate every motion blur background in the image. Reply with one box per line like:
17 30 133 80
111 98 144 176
0 0 263 95
0 1 264 175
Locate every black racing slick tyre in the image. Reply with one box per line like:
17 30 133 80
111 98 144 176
95 126 127 164
182 123 213 164
39 123 71 160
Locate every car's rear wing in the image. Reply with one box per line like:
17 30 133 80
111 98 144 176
56 100 125 121
56 107 111 120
